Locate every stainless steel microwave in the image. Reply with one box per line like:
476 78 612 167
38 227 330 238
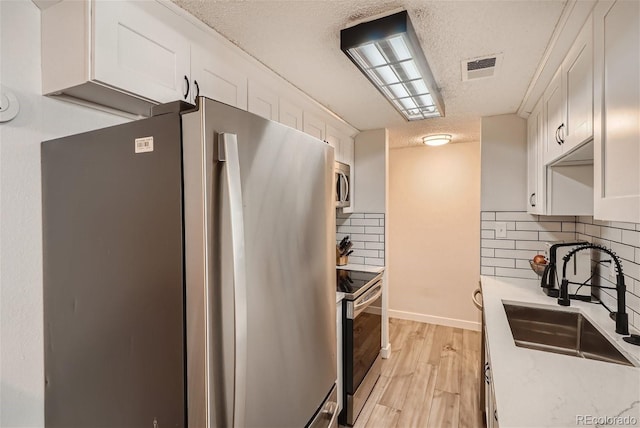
335 162 351 209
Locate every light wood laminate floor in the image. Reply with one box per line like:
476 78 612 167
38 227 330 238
352 319 483 428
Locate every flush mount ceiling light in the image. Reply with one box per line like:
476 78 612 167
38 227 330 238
423 134 451 146
340 10 445 121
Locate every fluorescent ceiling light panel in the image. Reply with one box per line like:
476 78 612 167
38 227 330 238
341 11 445 121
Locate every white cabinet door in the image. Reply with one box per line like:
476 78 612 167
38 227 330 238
279 99 303 131
543 69 564 164
563 15 593 151
191 40 248 110
93 1 191 104
527 100 544 214
325 125 342 162
248 79 279 121
303 112 326 141
593 0 640 222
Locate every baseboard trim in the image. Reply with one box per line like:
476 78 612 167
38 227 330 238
388 309 481 332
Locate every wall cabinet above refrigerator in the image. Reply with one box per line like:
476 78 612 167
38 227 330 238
593 0 640 223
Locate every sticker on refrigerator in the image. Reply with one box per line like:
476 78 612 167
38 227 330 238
135 136 154 153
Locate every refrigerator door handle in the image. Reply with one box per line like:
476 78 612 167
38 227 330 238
218 132 248 428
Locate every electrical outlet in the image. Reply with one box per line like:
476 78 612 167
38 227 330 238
495 222 507 238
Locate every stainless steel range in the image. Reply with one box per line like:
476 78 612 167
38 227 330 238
337 269 383 426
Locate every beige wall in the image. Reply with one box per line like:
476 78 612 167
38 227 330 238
388 142 482 329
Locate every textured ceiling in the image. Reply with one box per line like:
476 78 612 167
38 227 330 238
171 0 566 148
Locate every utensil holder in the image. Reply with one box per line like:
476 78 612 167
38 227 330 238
337 255 348 266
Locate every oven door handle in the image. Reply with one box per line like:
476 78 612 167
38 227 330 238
353 283 382 318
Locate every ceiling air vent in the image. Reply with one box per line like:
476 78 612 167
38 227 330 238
461 54 503 81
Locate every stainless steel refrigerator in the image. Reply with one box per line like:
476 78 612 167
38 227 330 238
42 98 338 427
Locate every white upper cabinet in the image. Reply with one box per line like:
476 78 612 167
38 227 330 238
303 112 326 141
527 100 545 214
247 79 278 121
278 99 303 131
544 15 593 164
42 0 192 116
562 14 593 151
543 69 565 163
593 0 640 222
191 34 248 110
92 1 191 104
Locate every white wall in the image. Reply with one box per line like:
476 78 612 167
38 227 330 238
480 114 527 211
0 2 127 425
353 129 387 213
388 142 481 330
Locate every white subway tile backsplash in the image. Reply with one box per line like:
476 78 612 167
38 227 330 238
494 249 538 260
337 225 365 234
601 226 622 243
494 267 538 280
350 233 380 242
365 226 384 234
611 221 637 231
337 217 350 226
481 257 515 268
482 212 640 327
506 230 539 241
538 231 578 242
350 218 380 226
623 260 640 282
365 242 384 250
482 239 516 249
584 224 601 237
336 212 385 267
622 230 640 247
352 249 379 258
482 230 495 239
495 212 539 221
515 241 549 251
481 248 495 257
515 221 561 232
515 259 534 269
610 241 635 263
627 292 640 313
481 212 496 221
481 266 495 275
539 215 576 222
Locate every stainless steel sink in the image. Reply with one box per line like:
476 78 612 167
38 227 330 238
503 303 636 367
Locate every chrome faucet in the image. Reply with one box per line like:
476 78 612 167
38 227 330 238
559 243 629 335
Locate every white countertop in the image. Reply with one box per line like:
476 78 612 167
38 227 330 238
336 263 385 273
481 275 640 427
